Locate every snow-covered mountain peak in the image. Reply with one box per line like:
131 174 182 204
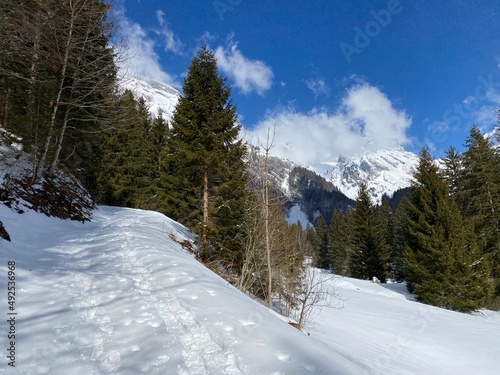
330 146 419 202
119 76 181 121
485 125 500 149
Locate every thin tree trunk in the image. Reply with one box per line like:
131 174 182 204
1 87 9 126
264 128 272 308
48 107 70 174
202 166 209 256
34 4 75 182
28 29 40 157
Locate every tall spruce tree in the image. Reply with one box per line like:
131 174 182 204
328 209 352 276
391 197 410 282
140 111 170 212
98 91 152 207
313 214 329 269
165 45 248 267
442 146 463 196
378 196 397 279
350 183 390 282
455 126 500 296
404 148 492 311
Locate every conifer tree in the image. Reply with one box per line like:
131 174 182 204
328 209 352 276
378 196 396 280
442 146 463 196
350 183 390 282
165 45 248 266
314 214 329 269
404 148 492 311
98 91 151 207
139 111 170 212
378 197 394 248
455 127 500 296
391 197 410 281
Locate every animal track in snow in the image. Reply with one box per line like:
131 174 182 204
275 352 291 362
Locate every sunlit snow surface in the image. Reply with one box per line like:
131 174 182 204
0 206 359 374
1 205 499 374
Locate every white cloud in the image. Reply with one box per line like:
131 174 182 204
305 78 330 99
198 31 216 44
471 105 498 127
244 84 411 168
162 27 182 54
117 16 180 89
156 10 165 25
155 10 183 54
462 86 500 128
214 41 273 95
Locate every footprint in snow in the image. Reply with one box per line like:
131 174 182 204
130 345 142 352
146 319 163 328
275 352 291 362
301 363 321 373
98 349 121 373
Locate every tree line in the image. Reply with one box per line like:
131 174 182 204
311 127 500 312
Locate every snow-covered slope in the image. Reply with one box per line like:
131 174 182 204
120 77 181 120
1 205 499 374
0 205 362 374
329 146 418 202
0 127 94 221
310 270 500 375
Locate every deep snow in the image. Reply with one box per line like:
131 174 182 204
1 205 499 374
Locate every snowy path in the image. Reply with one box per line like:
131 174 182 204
13 208 244 374
1 206 361 374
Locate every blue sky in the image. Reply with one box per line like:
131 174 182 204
117 0 500 165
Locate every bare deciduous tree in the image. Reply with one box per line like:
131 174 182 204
291 268 344 330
